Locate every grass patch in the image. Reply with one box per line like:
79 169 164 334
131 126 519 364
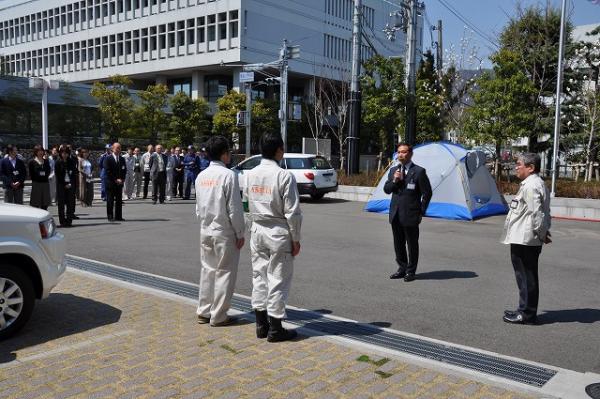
356 355 390 367
375 370 393 379
220 344 242 355
198 339 215 348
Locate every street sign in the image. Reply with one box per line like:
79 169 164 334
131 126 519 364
239 71 255 83
236 111 248 126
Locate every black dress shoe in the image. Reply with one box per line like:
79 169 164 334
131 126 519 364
108 217 114 222
71 215 80 220
503 312 537 325
115 218 125 221
404 273 416 282
390 271 406 279
504 309 518 317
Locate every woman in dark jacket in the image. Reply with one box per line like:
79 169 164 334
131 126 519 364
28 144 52 210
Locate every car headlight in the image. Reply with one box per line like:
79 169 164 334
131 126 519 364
39 218 56 239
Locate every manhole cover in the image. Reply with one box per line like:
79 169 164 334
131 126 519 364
586 383 600 399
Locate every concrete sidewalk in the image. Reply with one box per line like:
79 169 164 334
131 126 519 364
0 270 540 399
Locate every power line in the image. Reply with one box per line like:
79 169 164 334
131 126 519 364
435 0 498 51
422 9 436 48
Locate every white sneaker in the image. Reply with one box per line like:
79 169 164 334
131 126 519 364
166 196 172 201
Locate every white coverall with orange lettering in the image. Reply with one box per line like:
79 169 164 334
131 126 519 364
244 158 302 319
195 161 245 325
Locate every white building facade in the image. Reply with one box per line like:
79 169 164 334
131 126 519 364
0 0 409 104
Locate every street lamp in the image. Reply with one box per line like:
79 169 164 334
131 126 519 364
28 78 60 149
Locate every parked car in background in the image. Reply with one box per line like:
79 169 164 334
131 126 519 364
233 153 338 200
0 204 66 340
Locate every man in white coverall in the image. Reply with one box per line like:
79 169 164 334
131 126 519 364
244 133 302 342
195 136 245 327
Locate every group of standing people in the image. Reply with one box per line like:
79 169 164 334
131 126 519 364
195 133 301 342
1 144 94 226
97 144 209 204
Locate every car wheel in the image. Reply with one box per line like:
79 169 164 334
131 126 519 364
0 265 35 340
310 193 325 200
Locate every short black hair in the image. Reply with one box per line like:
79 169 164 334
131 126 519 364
397 142 413 153
5 144 16 154
206 135 230 161
260 133 284 160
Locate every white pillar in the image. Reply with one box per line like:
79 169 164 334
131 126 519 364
42 86 48 149
191 70 205 100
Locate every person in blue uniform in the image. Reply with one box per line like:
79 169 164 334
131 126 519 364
183 145 199 200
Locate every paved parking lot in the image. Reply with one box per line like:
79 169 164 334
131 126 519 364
54 196 600 375
0 271 539 399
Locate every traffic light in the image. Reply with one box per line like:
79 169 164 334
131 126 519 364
264 77 281 85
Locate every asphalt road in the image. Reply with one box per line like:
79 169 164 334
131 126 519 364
55 196 600 374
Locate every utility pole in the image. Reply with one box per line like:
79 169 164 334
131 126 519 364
245 82 252 158
347 0 362 175
550 0 567 198
279 39 289 151
404 0 420 146
435 20 443 78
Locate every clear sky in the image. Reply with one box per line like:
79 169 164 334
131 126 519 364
421 0 600 69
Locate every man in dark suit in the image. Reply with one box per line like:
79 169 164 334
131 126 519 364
103 142 127 221
149 144 169 204
384 143 432 282
171 146 184 198
1 144 27 204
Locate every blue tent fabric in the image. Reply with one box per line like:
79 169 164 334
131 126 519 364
364 142 508 221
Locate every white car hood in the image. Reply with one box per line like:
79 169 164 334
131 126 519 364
0 203 50 222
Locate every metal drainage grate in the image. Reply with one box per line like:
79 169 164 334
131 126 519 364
587 383 600 399
66 255 557 387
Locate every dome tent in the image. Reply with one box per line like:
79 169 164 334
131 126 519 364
364 142 508 221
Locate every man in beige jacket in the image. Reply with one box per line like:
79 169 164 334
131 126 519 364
501 153 551 324
244 133 302 342
195 136 245 327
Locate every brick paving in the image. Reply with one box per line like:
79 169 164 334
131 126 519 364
0 271 541 399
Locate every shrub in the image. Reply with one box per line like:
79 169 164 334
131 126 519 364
337 169 385 187
496 179 600 199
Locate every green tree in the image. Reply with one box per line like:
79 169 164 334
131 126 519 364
212 91 279 152
134 84 169 143
90 75 134 142
464 50 537 178
565 35 600 182
361 55 406 157
499 4 575 152
252 99 279 143
416 50 445 143
212 90 245 145
168 91 210 147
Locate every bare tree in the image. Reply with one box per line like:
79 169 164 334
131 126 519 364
321 66 351 170
303 76 326 156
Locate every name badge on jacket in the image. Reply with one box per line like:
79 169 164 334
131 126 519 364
407 183 415 190
39 171 46 177
13 170 19 176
